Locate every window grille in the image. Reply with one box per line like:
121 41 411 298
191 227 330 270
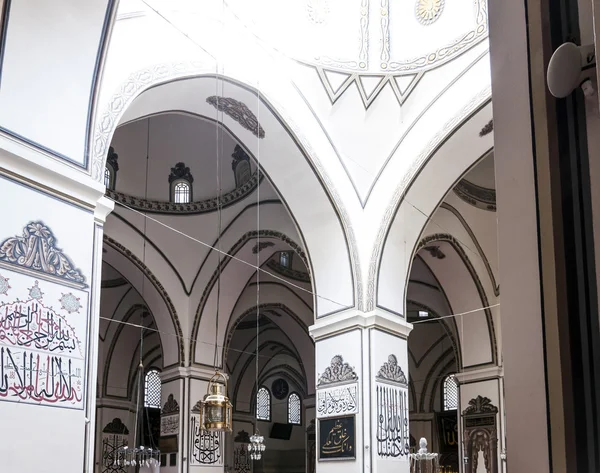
145 369 161 408
280 252 290 268
174 182 190 203
288 393 301 425
256 387 271 421
443 374 458 411
104 168 111 189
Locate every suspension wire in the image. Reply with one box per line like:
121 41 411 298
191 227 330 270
255 79 261 431
213 44 223 371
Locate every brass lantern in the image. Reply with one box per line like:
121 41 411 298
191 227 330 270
200 372 233 432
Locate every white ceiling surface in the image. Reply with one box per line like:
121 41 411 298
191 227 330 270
96 0 493 314
463 152 495 189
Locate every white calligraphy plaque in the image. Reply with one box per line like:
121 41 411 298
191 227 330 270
161 414 179 436
317 383 359 418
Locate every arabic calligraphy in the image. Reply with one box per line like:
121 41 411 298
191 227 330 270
317 384 358 418
102 433 128 473
190 415 223 465
234 444 251 473
318 416 355 460
160 414 179 436
0 301 81 356
375 383 410 458
0 346 83 404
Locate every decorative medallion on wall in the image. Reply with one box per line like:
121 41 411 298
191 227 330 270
102 418 129 473
161 394 180 436
0 222 87 287
453 180 496 212
375 354 410 459
415 0 445 25
206 96 265 139
107 147 120 171
376 354 408 385
234 430 251 444
0 273 10 296
28 280 43 300
252 241 275 254
318 415 355 461
272 378 290 400
317 355 358 386
190 407 223 465
59 292 83 314
307 0 330 24
462 396 498 473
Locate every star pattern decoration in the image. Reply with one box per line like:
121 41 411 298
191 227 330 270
59 292 82 314
0 273 10 296
28 280 44 300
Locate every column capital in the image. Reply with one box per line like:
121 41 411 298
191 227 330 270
455 365 503 384
161 365 229 383
309 307 412 341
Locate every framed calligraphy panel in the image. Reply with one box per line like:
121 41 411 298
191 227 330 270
375 382 410 459
436 411 459 454
318 415 356 461
317 383 358 418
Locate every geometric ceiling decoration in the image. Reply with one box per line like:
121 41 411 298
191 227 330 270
316 67 424 108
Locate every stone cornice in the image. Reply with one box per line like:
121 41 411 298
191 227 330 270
309 308 412 341
105 172 261 215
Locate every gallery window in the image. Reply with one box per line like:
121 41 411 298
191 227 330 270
144 369 161 408
169 162 194 203
256 387 271 421
288 392 301 425
104 146 119 190
443 374 458 411
279 251 291 268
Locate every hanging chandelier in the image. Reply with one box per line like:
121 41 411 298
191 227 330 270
247 432 266 460
199 371 233 432
114 445 160 468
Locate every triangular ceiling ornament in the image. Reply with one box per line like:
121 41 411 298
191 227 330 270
356 75 388 108
316 67 355 103
391 72 424 105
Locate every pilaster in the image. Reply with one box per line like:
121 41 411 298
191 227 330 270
310 309 412 473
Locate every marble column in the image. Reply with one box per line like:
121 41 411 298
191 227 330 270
310 309 412 473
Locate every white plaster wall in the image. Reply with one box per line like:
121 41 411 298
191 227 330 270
0 175 96 472
0 0 111 164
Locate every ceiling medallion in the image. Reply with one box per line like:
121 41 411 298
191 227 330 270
415 0 445 26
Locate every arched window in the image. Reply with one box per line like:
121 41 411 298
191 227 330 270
288 392 301 425
169 162 194 203
144 369 161 408
173 182 191 203
232 144 252 187
256 387 271 421
280 251 291 268
442 374 458 411
104 146 119 190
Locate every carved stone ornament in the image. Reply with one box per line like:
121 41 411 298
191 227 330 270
479 120 493 137
252 241 275 254
103 418 130 435
317 355 358 386
231 145 250 166
206 96 265 139
376 354 408 385
162 393 180 416
106 146 119 171
462 395 498 415
0 222 87 287
234 430 251 444
191 400 202 413
424 245 445 259
169 162 194 184
415 0 445 25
